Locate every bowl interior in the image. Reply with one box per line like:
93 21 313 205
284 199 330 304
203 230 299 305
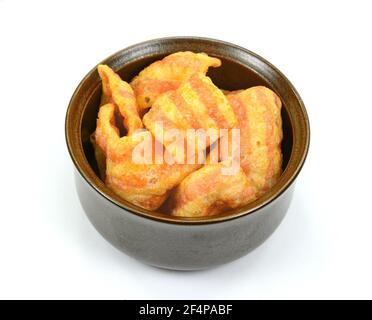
67 37 309 224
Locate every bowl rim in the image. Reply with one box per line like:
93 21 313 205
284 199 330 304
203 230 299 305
65 36 310 225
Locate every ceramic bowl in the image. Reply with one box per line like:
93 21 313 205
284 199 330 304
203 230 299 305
65 37 310 270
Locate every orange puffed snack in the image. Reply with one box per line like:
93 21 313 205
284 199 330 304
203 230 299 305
91 65 144 180
225 86 283 195
98 65 143 135
95 103 200 210
92 52 284 217
130 52 221 110
143 73 237 163
171 159 257 217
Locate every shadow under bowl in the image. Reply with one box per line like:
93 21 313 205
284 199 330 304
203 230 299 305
65 37 310 270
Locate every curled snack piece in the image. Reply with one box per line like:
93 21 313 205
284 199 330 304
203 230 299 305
143 73 237 163
95 103 200 210
226 86 283 194
98 64 143 135
171 159 257 217
131 52 221 109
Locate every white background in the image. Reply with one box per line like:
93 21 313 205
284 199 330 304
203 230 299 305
0 0 371 300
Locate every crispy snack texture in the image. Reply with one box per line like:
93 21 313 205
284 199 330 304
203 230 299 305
171 159 257 217
91 52 283 217
226 86 283 194
95 103 200 210
143 73 236 162
98 64 143 135
130 52 221 110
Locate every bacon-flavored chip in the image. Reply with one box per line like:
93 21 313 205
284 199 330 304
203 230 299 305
171 159 257 217
98 64 143 135
95 103 200 210
131 52 221 110
143 74 237 163
225 86 283 194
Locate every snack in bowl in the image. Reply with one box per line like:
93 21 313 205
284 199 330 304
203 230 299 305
92 52 283 217
98 65 143 135
66 37 310 270
94 102 200 211
170 159 257 217
142 73 237 163
225 87 283 195
130 51 221 110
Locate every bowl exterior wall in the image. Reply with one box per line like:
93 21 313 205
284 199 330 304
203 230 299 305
75 170 294 270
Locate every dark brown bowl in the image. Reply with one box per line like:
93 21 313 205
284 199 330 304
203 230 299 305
65 37 310 270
